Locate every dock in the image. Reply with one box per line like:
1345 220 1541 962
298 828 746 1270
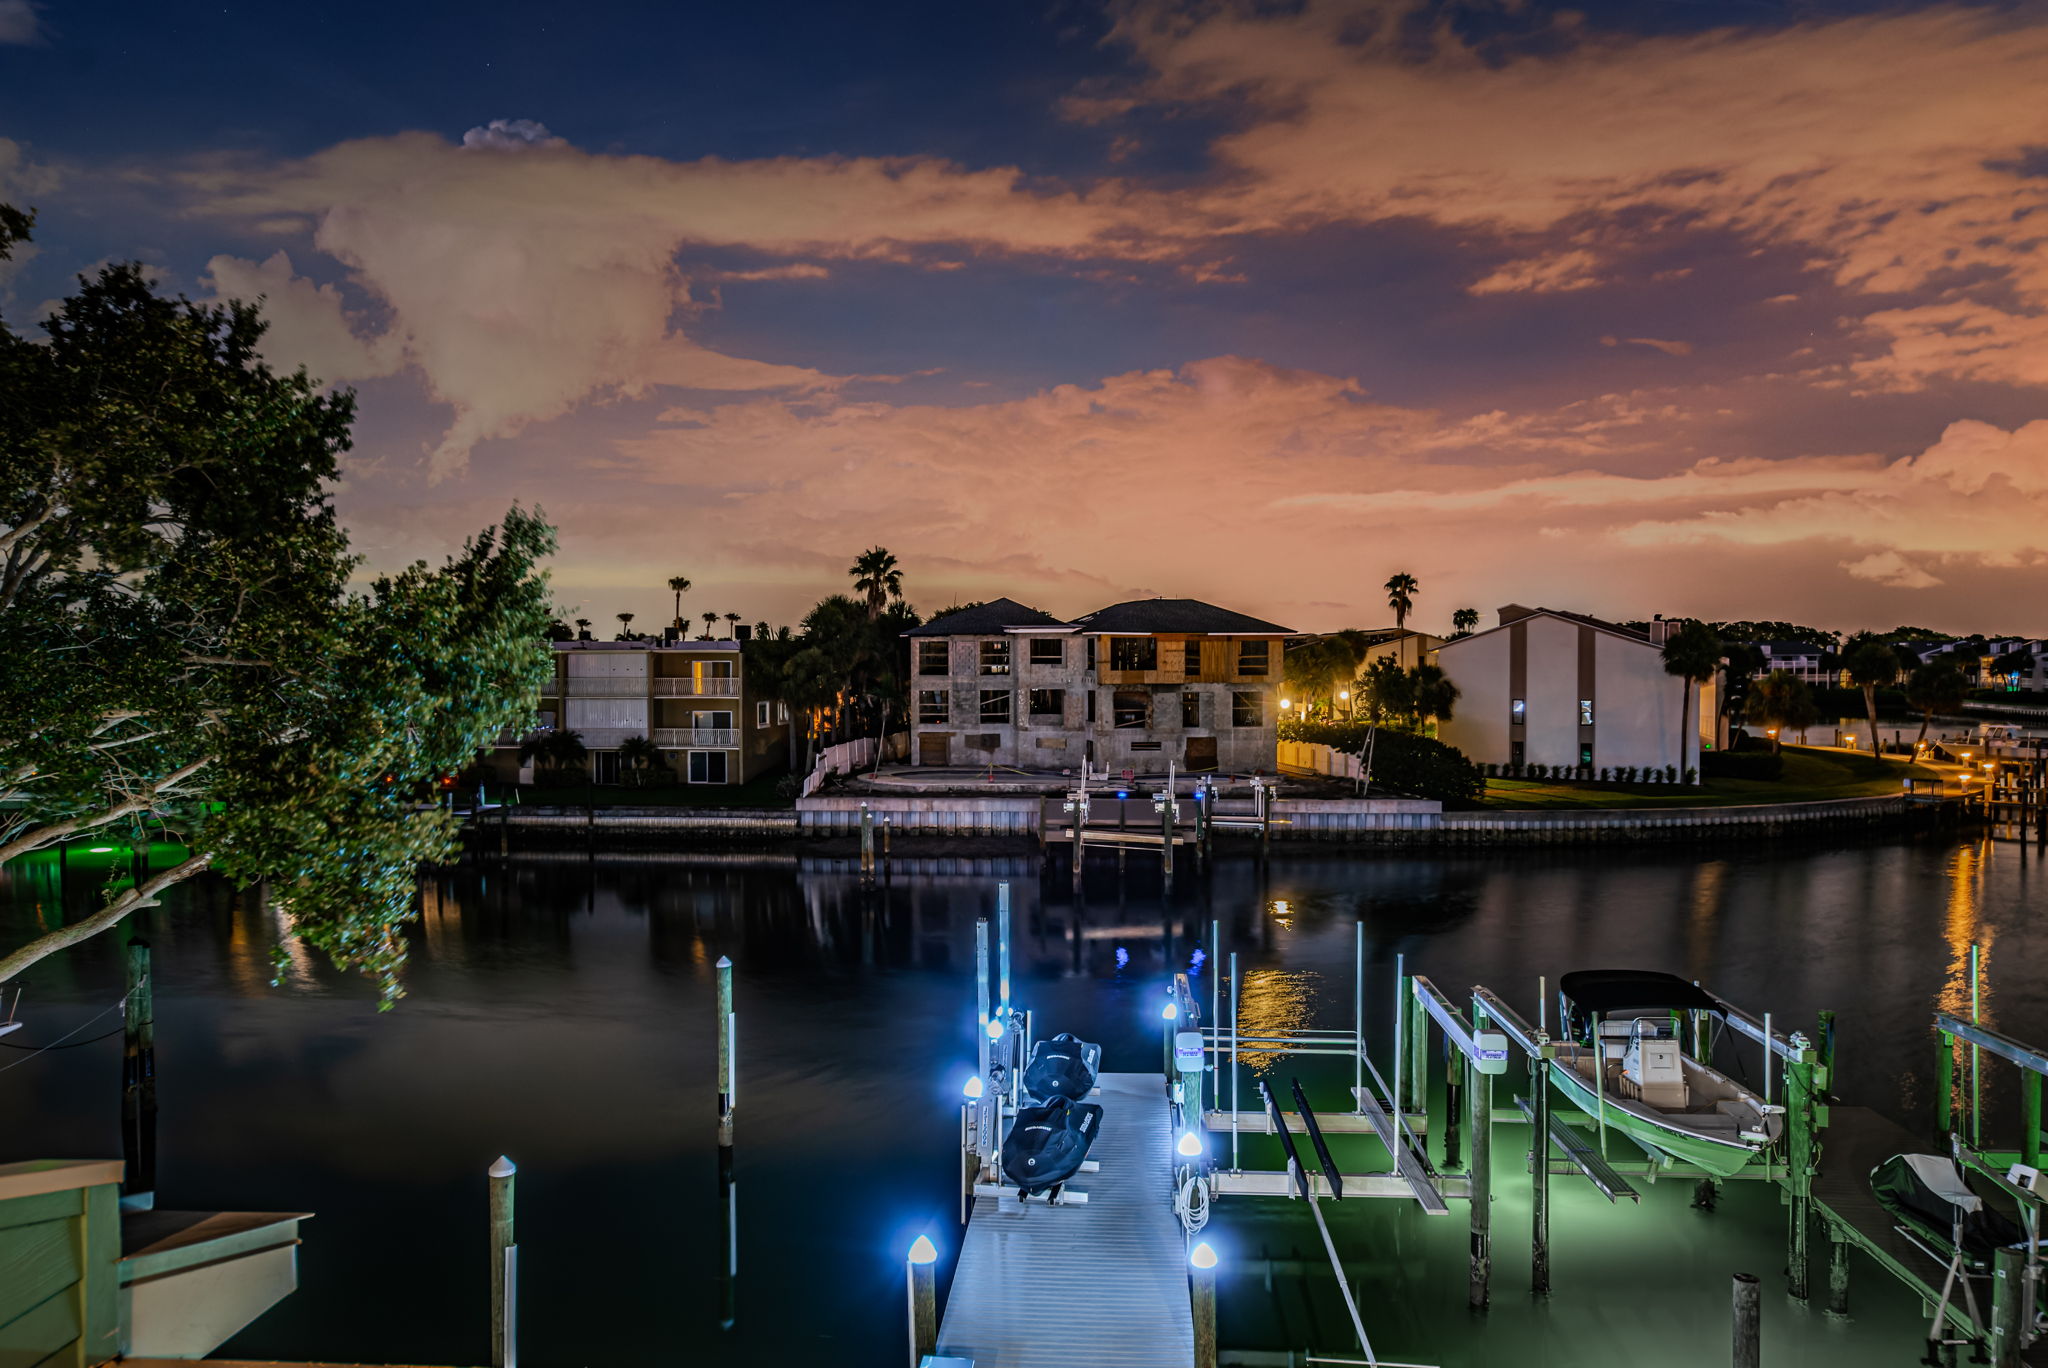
937 1072 1194 1368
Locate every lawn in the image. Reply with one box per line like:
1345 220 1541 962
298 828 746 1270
503 770 795 809
1478 746 1943 810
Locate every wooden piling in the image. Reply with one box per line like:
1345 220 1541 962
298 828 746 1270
1468 1051 1491 1310
1732 1272 1760 1368
908 1250 938 1367
1991 1243 2025 1366
1530 1055 1550 1296
860 804 875 875
717 955 735 1147
1160 790 1174 880
121 939 157 1211
1786 1048 1816 1301
1191 1254 1218 1368
1825 1224 1850 1317
489 1156 516 1368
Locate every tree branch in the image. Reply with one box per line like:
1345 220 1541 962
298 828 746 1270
0 851 214 982
0 754 214 867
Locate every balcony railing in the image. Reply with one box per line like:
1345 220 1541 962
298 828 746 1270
652 676 740 696
564 677 651 697
654 728 739 748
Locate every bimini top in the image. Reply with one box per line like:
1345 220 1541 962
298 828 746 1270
1559 969 1722 1017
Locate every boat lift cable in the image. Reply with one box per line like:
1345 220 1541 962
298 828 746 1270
1260 1080 1378 1368
0 988 136 1074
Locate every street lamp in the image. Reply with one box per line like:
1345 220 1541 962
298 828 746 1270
1338 689 1351 720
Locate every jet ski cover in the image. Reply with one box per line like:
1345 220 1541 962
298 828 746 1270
1870 1153 2025 1270
1002 1096 1104 1197
1024 1033 1102 1103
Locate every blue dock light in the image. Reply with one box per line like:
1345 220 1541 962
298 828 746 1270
1162 1000 1179 1022
908 1235 939 1265
1117 790 1129 800
986 1018 1005 1041
1177 1131 1204 1158
1189 1240 1218 1270
963 1075 985 1101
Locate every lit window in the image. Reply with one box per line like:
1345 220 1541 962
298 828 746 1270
979 640 1011 675
1511 698 1527 724
755 701 771 728
1579 743 1593 767
1580 699 1594 726
1109 637 1157 671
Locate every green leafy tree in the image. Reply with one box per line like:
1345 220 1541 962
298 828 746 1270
1283 630 1373 717
1660 620 1722 781
518 728 589 779
1840 632 1903 754
617 734 663 779
0 231 555 999
1905 661 1968 747
1383 571 1418 629
1743 671 1820 752
850 546 903 620
1451 607 1479 637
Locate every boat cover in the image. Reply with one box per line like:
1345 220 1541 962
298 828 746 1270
1870 1153 2025 1270
1002 1096 1104 1197
1023 1033 1102 1103
1560 969 1721 1038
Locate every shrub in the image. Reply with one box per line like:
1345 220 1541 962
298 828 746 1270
1599 767 1612 782
1701 750 1783 781
1276 720 1485 803
1528 763 1545 780
1683 767 1698 785
1622 766 1639 783
1665 765 1678 783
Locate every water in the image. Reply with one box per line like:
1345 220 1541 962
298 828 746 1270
2 834 2043 1365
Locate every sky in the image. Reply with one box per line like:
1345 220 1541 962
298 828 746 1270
3 0 2046 638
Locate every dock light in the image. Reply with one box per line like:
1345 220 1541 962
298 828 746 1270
963 1075 985 1101
1280 698 1292 710
986 1018 1005 1041
1162 1000 1179 1022
1178 1131 1204 1158
1117 790 1129 800
1189 1241 1218 1270
907 1235 938 1265
88 846 114 853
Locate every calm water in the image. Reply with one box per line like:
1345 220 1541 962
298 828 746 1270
2 834 2044 1365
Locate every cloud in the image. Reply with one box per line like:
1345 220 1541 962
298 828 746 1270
0 0 44 45
1843 551 1941 589
1469 249 1602 296
704 263 831 282
1601 335 1694 357
461 118 567 151
202 251 402 386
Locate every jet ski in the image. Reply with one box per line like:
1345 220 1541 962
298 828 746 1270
1023 1032 1101 1103
1871 1153 2031 1272
1002 1095 1103 1198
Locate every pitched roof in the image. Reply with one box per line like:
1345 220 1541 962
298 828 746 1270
1441 605 1652 651
1757 640 1827 656
905 596 1070 637
1071 598 1293 635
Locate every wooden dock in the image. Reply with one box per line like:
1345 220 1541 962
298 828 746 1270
937 1072 1194 1368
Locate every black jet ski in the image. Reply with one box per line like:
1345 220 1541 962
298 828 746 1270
1023 1032 1101 1103
1871 1153 2029 1272
1002 1095 1103 1198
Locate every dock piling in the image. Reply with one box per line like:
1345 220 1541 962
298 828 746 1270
717 955 735 1146
1191 1242 1218 1368
120 938 156 1211
859 804 875 876
489 1155 516 1368
1990 1244 2024 1366
1468 1046 1492 1310
1826 1224 1850 1317
1732 1272 1761 1368
1531 1055 1550 1296
906 1236 938 1367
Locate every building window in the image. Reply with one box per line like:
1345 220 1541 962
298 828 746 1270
1028 688 1065 718
1029 638 1064 666
1109 637 1157 671
755 701 771 728
918 690 949 724
1183 643 1200 679
1579 742 1594 768
979 640 1010 675
1231 690 1264 727
918 640 949 676
1237 641 1270 677
1181 691 1200 728
688 751 729 784
1512 740 1525 765
1087 690 1097 724
1131 740 1162 752
775 701 788 723
1113 689 1150 728
1578 699 1594 726
979 689 1011 724
1511 698 1527 725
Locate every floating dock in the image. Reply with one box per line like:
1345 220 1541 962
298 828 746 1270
937 1072 1193 1368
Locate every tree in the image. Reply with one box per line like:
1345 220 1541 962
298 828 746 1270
1718 641 1766 730
1841 633 1902 754
616 611 635 639
725 612 742 637
1660 620 1722 782
574 617 591 637
701 609 719 639
617 734 663 780
0 229 555 999
667 575 691 630
1384 572 1418 629
850 546 903 620
1282 631 1373 717
1744 671 1820 752
1451 607 1479 637
519 728 589 779
1905 661 1967 747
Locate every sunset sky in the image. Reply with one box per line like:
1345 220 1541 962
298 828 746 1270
3 0 2046 637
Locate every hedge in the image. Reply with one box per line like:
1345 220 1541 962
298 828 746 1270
1278 721 1484 803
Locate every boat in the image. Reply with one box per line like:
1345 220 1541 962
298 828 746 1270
1547 969 1783 1178
1002 1095 1103 1197
1872 1153 2032 1273
1023 1032 1101 1103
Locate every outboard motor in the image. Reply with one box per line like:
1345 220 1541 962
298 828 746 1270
1023 1032 1101 1103
1002 1096 1103 1198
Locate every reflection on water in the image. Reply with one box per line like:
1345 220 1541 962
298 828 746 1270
0 834 2044 1365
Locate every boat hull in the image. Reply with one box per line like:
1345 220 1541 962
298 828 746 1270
1548 1060 1762 1178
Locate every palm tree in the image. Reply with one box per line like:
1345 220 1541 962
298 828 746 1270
1841 633 1902 754
701 610 719 639
1745 671 1819 752
667 575 692 630
850 547 903 620
518 728 588 782
573 617 591 638
615 611 635 639
1905 661 1967 748
1384 572 1419 629
1451 607 1479 637
724 612 742 638
1660 620 1722 782
618 734 663 784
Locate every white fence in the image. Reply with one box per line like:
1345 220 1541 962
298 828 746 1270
800 732 909 797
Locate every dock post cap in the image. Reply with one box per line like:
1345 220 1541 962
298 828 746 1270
716 955 732 968
963 1075 985 1100
1189 1240 1219 1270
907 1234 939 1265
489 1155 517 1178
